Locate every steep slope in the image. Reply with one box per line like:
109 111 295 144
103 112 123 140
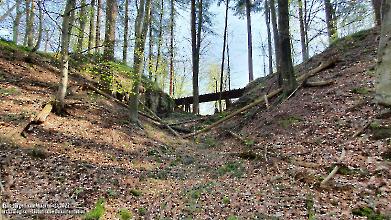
0 27 390 220
200 27 391 218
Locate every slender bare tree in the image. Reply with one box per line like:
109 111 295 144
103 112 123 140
55 0 76 113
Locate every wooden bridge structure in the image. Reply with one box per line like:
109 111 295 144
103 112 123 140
174 88 245 112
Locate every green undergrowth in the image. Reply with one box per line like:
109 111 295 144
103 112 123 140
0 38 32 53
352 206 389 220
83 198 105 220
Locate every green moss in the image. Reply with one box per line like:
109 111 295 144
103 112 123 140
222 196 230 204
118 208 133 220
227 216 239 220
138 207 147 216
217 161 245 178
28 147 48 159
0 38 32 53
0 87 20 96
83 198 105 220
351 87 370 95
278 116 302 128
130 189 142 197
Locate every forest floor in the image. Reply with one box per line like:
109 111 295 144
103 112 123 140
0 27 391 220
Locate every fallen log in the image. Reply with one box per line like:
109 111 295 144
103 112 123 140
11 102 54 137
183 58 337 138
183 88 283 138
168 117 207 126
304 79 334 87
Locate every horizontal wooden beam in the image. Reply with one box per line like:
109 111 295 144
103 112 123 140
174 88 245 105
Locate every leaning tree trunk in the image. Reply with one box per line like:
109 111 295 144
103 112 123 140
55 0 76 113
103 0 118 60
324 0 337 44
375 0 391 105
278 0 297 94
264 0 273 76
245 0 254 82
95 0 102 53
76 0 87 52
298 0 308 62
129 0 152 125
32 0 43 52
88 0 96 53
123 0 129 62
13 0 22 43
372 0 382 26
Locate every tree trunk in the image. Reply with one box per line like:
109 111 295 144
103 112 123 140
191 0 197 114
375 0 391 105
77 0 87 52
169 0 175 96
191 0 202 114
154 0 164 76
23 0 30 46
148 14 153 79
32 0 43 52
245 0 254 82
298 0 308 62
269 0 282 85
372 0 382 26
88 0 96 53
265 0 273 76
103 0 117 60
95 0 102 53
278 0 297 94
227 33 231 92
123 0 129 62
26 0 35 48
55 0 76 113
12 0 22 43
129 0 152 124
44 29 49 52
219 0 229 111
324 0 337 44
